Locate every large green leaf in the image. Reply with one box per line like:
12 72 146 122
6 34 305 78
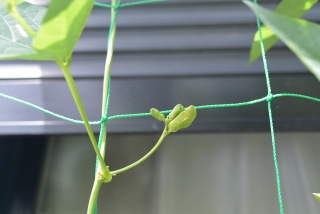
244 1 320 81
32 0 95 61
0 2 50 60
249 0 318 64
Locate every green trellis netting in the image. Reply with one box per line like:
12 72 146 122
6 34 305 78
2 0 320 213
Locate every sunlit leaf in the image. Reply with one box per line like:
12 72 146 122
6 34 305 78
313 193 320 202
32 0 95 61
249 0 318 64
244 1 320 81
0 2 50 60
0 0 24 5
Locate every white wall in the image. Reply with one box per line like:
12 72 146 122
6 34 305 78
36 132 320 214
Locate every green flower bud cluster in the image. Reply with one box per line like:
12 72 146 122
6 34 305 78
150 104 197 134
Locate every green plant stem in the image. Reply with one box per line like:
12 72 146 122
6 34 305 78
87 1 118 213
87 178 103 214
111 129 169 175
56 60 112 182
99 0 118 163
8 3 36 38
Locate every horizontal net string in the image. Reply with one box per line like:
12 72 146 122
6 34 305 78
1 92 320 124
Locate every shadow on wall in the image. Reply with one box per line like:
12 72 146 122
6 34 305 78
35 132 320 214
0 135 46 214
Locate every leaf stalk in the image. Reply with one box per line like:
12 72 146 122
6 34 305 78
56 60 112 182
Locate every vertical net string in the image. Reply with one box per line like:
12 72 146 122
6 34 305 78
253 0 284 214
94 1 121 214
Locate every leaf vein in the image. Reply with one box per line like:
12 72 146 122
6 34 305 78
0 13 16 42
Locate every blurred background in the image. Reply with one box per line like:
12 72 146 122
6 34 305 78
1 0 320 213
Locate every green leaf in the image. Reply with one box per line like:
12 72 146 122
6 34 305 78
313 193 320 202
0 2 50 60
32 0 95 61
244 1 320 81
249 0 318 64
0 0 24 5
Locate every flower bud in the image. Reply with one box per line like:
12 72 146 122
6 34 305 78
150 108 165 122
168 105 196 133
166 104 184 123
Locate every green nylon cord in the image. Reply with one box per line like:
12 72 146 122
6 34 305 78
2 92 320 123
1 0 317 213
253 0 284 213
94 1 121 213
95 3 119 174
